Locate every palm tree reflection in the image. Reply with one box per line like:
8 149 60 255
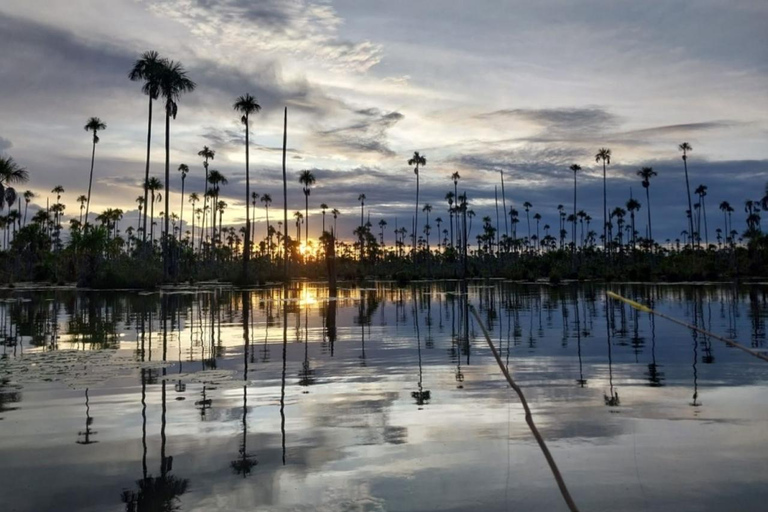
604 295 620 407
231 291 257 477
412 291 430 408
76 388 98 445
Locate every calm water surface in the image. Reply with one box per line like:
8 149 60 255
1 282 767 512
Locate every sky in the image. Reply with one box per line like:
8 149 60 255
1 0 766 245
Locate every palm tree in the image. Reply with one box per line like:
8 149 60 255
679 142 695 243
188 192 199 249
0 157 29 243
207 170 227 247
250 191 259 250
595 148 611 253
177 163 189 240
569 164 581 249
331 208 340 238
147 177 163 244
320 203 329 233
533 212 542 252
197 146 215 249
129 50 165 245
293 211 303 246
409 152 427 254
83 117 106 226
637 166 657 243
719 201 732 244
158 60 196 276
22 190 34 227
523 202 532 245
233 93 261 277
451 172 461 246
695 184 709 247
423 203 432 254
261 194 272 259
626 197 641 250
77 194 88 225
299 170 316 257
357 194 366 259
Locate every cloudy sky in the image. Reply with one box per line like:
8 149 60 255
1 0 766 244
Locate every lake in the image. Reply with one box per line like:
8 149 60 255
1 282 767 512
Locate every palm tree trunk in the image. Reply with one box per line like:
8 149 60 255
180 176 185 242
150 194 155 243
84 136 96 227
191 209 196 252
414 168 419 257
163 108 170 279
645 186 653 245
142 96 153 244
265 205 270 260
702 197 708 247
602 162 607 255
683 157 694 246
573 172 577 251
304 194 309 262
244 117 250 278
282 107 288 279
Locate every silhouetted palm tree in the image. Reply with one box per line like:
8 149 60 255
569 164 581 249
0 157 28 224
299 170 316 258
158 60 196 276
197 146 215 249
177 163 188 239
207 170 227 247
595 148 611 252
261 194 272 258
695 184 709 247
129 50 165 244
626 197 641 250
409 152 427 254
22 190 34 227
637 166 657 243
233 93 261 277
147 177 162 244
83 117 106 226
679 142 695 242
320 203 328 233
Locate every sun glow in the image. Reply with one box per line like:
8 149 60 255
299 287 317 307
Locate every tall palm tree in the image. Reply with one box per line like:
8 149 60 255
129 50 165 244
158 60 196 277
679 142 695 243
0 157 28 220
299 170 316 252
320 203 329 233
77 194 88 225
177 163 189 240
261 194 272 259
523 201 532 245
331 208 340 238
207 170 228 248
358 193 366 259
422 203 432 254
451 172 460 248
595 148 611 253
409 152 427 254
188 192 199 249
694 184 708 247
147 177 163 244
197 146 215 249
250 191 259 250
637 166 657 243
569 164 581 249
626 197 641 250
83 117 106 226
22 190 34 227
719 201 731 243
233 93 261 277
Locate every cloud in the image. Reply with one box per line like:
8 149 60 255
476 107 619 135
313 108 404 157
142 0 383 72
0 136 12 152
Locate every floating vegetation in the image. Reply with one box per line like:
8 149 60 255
0 350 170 389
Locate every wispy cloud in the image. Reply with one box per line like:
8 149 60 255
142 0 383 72
313 108 404 158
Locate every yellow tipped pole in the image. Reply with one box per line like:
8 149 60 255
606 291 768 363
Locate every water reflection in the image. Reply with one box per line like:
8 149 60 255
1 282 768 512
